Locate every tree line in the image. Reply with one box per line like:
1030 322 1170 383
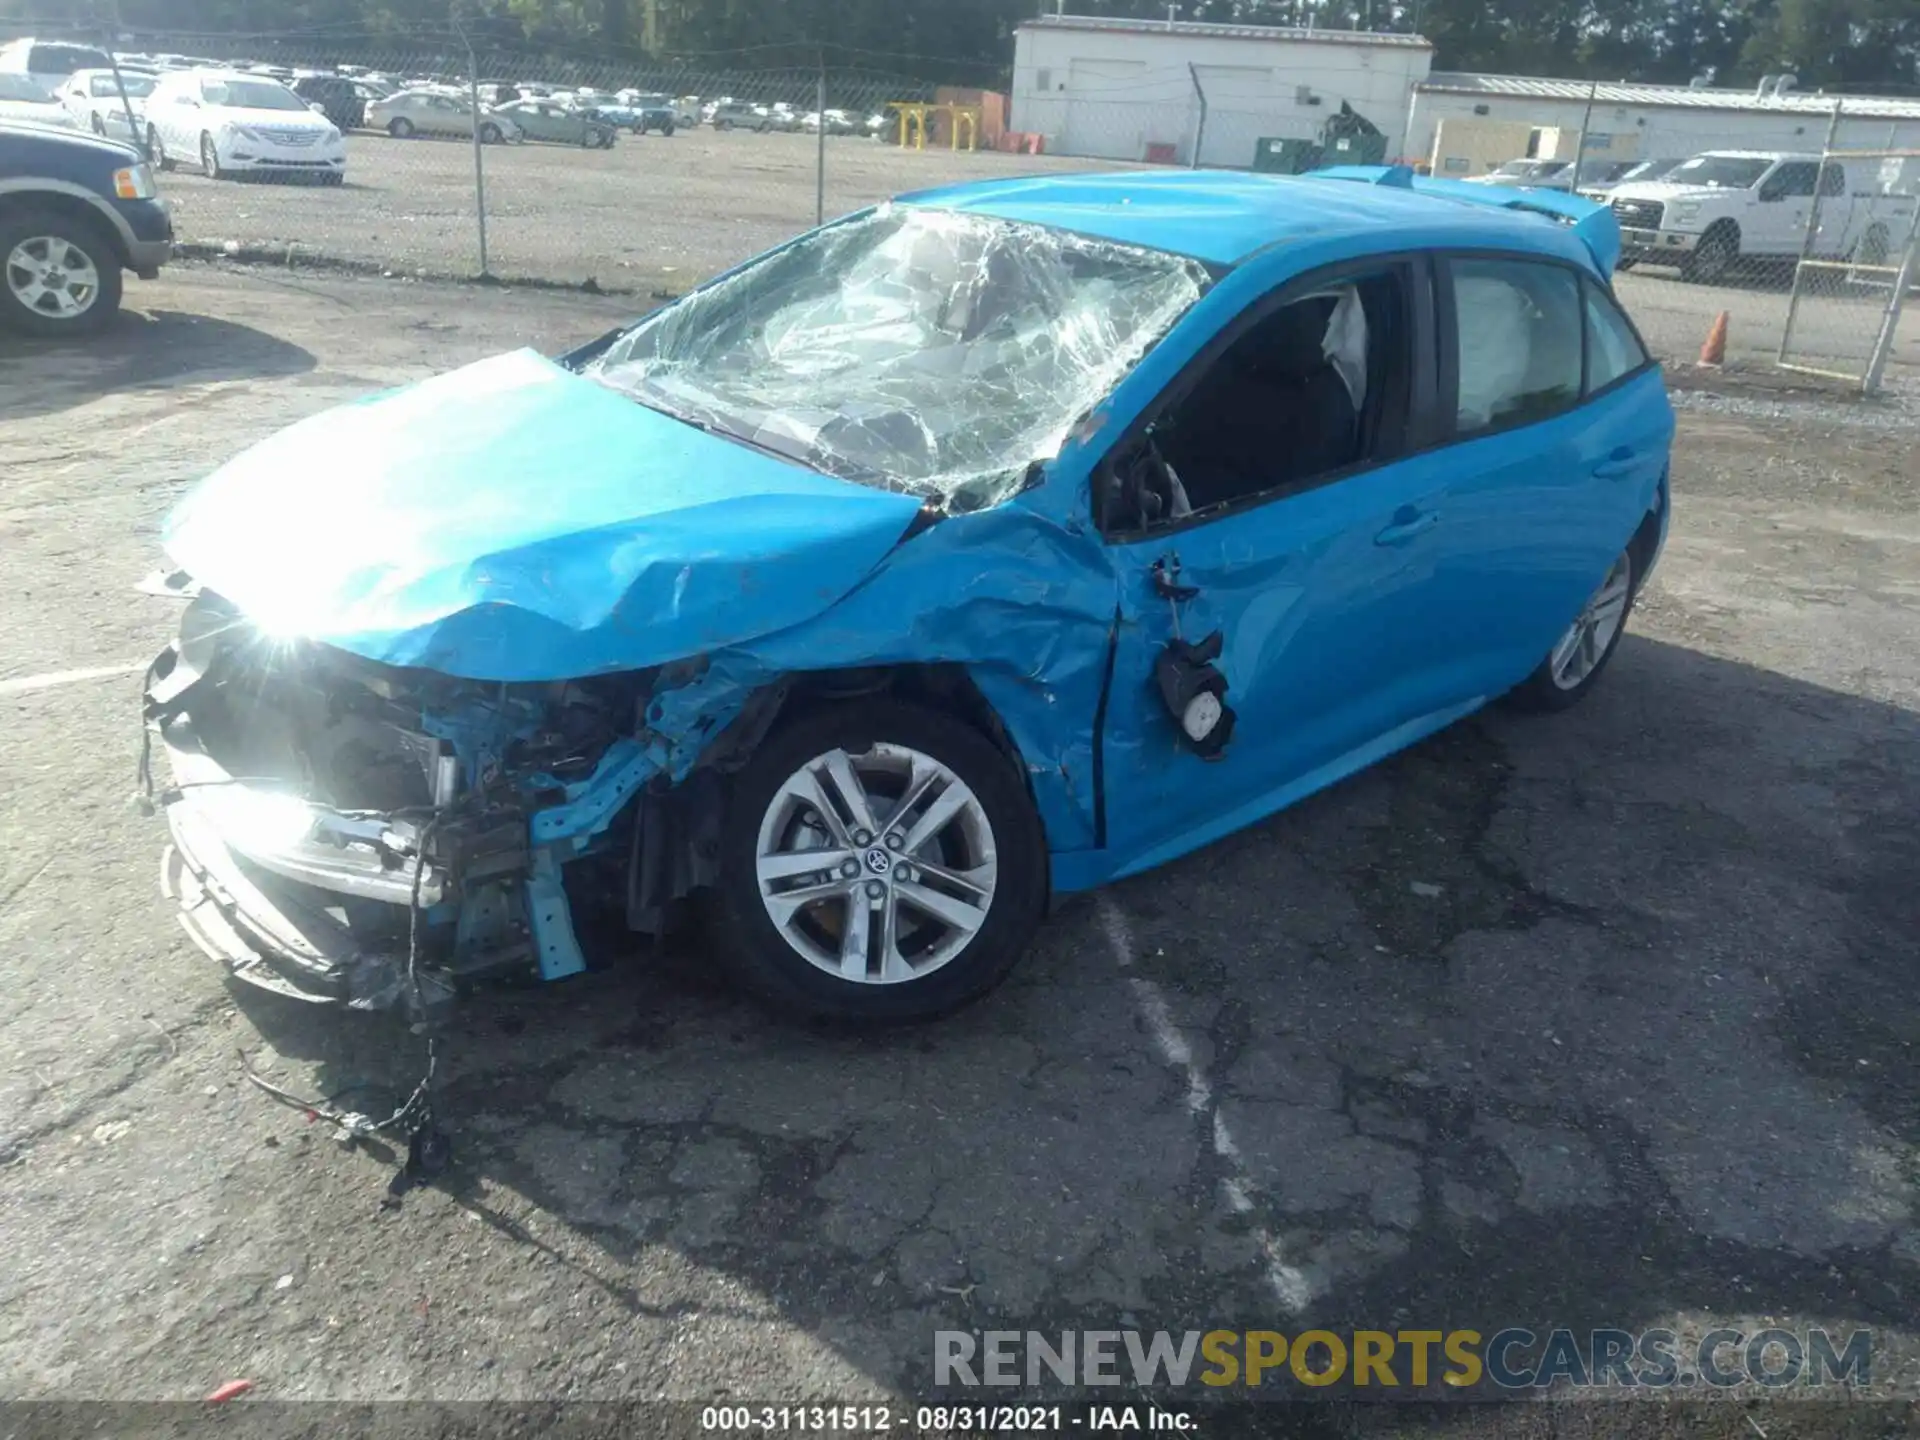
4 0 1915 92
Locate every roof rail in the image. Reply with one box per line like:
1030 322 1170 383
1310 164 1622 277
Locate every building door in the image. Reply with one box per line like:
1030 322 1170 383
1192 65 1286 168
1062 59 1144 162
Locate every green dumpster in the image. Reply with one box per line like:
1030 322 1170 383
1322 131 1388 166
1253 136 1319 174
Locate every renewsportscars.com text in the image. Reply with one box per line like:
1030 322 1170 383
935 1327 1873 1391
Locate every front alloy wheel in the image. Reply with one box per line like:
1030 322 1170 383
200 132 223 179
0 218 122 337
714 700 1047 1022
755 744 998 986
1509 550 1636 711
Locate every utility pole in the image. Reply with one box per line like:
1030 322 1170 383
1570 79 1596 190
453 13 490 277
815 50 827 227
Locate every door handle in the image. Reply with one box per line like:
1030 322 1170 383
1593 446 1638 480
1374 509 1438 546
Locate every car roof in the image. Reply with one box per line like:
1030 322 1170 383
161 69 284 85
1693 150 1815 160
896 168 1604 270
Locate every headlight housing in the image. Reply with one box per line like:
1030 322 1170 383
1668 200 1703 225
112 162 157 199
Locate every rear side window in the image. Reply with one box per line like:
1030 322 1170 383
1583 279 1651 392
1449 258 1583 435
1818 162 1846 197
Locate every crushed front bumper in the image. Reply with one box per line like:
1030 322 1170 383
145 637 457 1014
137 584 707 1018
1620 226 1700 260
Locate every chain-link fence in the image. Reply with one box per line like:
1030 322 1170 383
6 21 1915 388
1777 143 1920 388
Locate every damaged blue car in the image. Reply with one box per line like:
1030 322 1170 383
142 165 1672 1025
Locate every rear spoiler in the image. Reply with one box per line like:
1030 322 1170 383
1311 164 1622 278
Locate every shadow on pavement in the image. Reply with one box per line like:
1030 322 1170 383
225 630 1920 1401
0 307 316 422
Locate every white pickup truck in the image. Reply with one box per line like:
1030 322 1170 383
1603 150 1915 283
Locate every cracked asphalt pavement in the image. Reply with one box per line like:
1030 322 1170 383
0 266 1916 1426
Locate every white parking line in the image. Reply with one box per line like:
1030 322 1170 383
0 662 147 698
1098 894 1312 1314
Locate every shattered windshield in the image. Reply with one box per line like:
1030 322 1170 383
584 206 1211 511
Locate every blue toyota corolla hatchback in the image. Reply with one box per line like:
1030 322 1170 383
144 165 1673 1024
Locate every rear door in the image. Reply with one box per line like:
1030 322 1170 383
1429 254 1670 686
1812 161 1858 259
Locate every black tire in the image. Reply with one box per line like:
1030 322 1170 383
478 121 501 145
1506 549 1637 713
0 209 123 338
388 117 414 138
660 118 674 136
1614 256 1638 272
147 125 169 169
631 120 646 134
1682 222 1738 284
711 698 1048 1024
199 132 223 180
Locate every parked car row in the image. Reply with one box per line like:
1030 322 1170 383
1465 156 1670 195
701 96 888 136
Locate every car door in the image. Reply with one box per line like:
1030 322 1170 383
1811 160 1857 258
157 80 194 152
1753 161 1817 254
1425 255 1670 689
1093 256 1486 875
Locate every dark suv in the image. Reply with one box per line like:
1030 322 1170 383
1 121 171 335
292 74 366 131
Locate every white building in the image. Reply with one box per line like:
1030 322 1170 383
1009 13 1433 168
1408 73 1920 178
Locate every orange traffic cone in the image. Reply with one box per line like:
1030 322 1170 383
1699 310 1729 366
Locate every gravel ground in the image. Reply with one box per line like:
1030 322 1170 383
149 127 1920 376
1 266 1918 1432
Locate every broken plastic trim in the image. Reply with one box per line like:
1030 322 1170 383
583 205 1211 514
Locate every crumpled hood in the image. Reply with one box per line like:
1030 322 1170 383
161 349 925 681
